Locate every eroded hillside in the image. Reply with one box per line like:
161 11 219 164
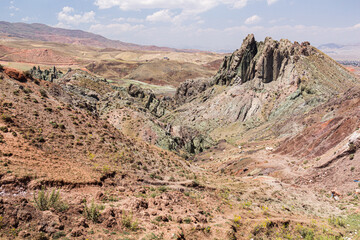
0 34 360 239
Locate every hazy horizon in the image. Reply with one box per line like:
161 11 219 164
1 0 360 51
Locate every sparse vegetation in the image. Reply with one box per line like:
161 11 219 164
328 216 345 227
121 213 139 231
33 187 68 212
83 201 101 223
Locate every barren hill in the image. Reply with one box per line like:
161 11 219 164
0 21 197 52
0 24 223 87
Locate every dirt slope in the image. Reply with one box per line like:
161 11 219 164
0 45 76 65
125 59 215 87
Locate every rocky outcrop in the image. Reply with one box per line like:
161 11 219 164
4 67 28 82
127 84 169 117
165 125 214 154
128 84 145 98
164 33 360 149
174 78 212 105
214 34 314 86
30 66 64 82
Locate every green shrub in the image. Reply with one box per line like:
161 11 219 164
122 213 139 231
50 121 58 128
83 201 101 223
158 186 167 193
33 187 68 212
298 227 314 240
328 216 345 227
184 217 192 224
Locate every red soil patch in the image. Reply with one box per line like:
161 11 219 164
277 91 360 159
4 67 27 82
0 47 76 65
345 66 355 72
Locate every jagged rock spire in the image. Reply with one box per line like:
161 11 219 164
214 34 314 86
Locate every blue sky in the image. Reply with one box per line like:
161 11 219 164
1 0 360 51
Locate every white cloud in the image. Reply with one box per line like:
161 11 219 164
95 0 218 12
245 15 261 25
354 23 360 29
57 6 96 26
267 0 279 5
62 6 74 13
94 0 277 24
84 22 360 52
146 9 173 22
9 0 20 14
231 0 248 9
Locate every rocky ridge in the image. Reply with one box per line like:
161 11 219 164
169 34 359 147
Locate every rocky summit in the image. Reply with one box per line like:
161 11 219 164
167 34 358 146
0 32 360 240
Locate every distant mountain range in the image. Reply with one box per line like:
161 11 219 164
318 42 360 61
0 21 197 52
318 43 344 49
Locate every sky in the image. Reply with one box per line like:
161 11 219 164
1 0 360 51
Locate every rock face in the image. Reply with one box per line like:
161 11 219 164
214 34 314 86
163 34 359 146
30 66 64 82
175 78 212 105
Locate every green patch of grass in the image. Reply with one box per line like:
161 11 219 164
158 186 167 193
344 214 360 232
183 217 192 224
